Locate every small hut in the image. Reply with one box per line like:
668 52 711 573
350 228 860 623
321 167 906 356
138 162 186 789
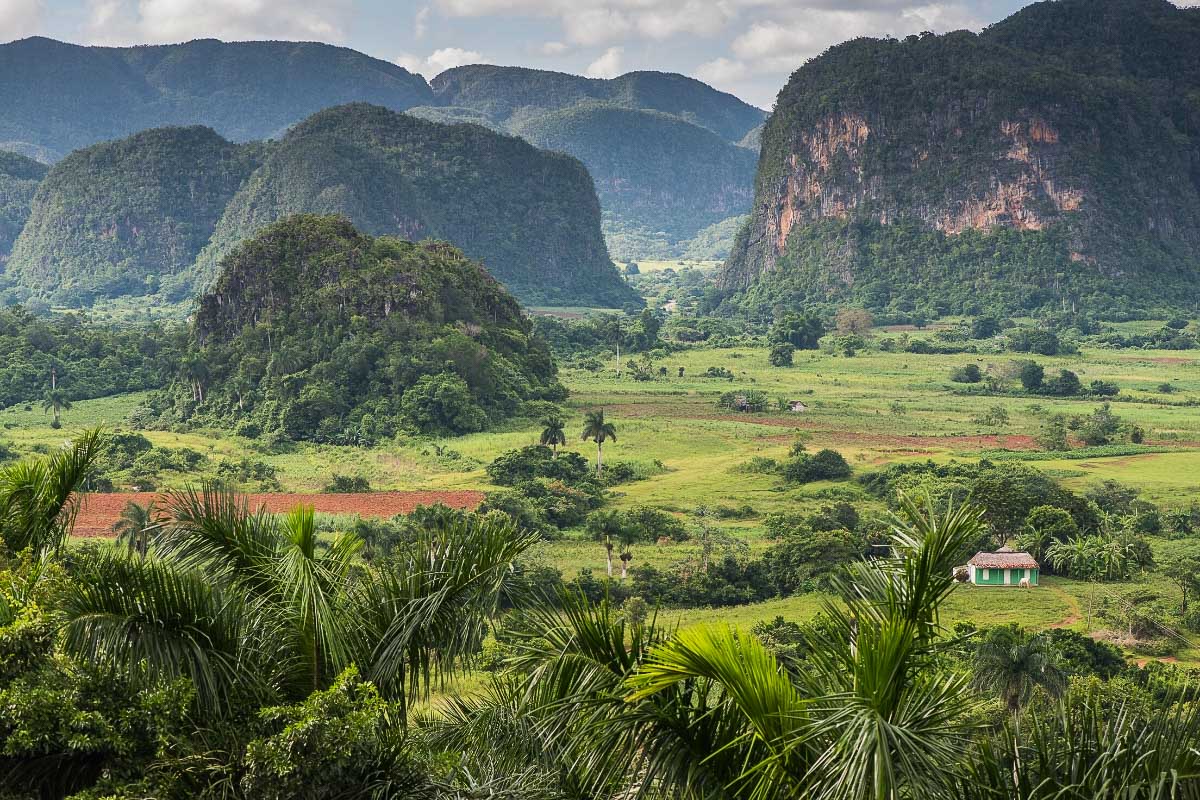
963 546 1039 587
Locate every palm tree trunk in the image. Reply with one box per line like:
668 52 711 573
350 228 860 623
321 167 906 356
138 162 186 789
605 542 613 578
596 441 603 476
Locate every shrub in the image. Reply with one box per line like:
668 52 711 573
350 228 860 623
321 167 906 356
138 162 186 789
486 445 591 487
323 474 370 493
768 343 795 367
782 449 851 484
718 390 769 413
950 364 982 383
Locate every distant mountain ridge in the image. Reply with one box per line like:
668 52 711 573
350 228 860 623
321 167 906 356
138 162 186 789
0 37 432 160
721 0 1200 316
0 40 765 262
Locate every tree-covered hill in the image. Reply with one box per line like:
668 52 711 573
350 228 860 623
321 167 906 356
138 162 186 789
511 104 757 259
430 66 765 142
0 151 47 266
0 37 432 159
430 65 766 259
720 0 1200 318
153 214 562 442
196 103 635 307
3 127 263 305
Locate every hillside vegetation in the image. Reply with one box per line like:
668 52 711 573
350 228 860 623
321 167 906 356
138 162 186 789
722 0 1200 318
431 65 766 259
146 215 562 442
0 151 46 264
4 127 263 304
197 104 635 306
511 104 757 260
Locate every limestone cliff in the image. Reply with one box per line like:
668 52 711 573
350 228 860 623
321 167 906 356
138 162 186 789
722 0 1200 315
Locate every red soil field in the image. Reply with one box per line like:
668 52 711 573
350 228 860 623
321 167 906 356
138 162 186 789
72 491 485 538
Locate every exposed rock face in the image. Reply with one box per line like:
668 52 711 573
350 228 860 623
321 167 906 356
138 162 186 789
723 0 1200 313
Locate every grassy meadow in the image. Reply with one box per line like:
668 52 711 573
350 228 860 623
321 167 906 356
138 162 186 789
15 325 1200 661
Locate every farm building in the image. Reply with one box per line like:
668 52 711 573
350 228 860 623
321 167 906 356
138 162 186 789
962 546 1039 587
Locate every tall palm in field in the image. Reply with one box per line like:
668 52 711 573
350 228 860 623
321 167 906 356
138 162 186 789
539 415 566 456
581 409 616 476
0 428 105 555
971 626 1065 714
111 500 161 557
41 388 71 428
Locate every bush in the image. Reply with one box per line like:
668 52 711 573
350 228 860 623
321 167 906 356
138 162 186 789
950 364 982 383
782 449 851 484
323 474 371 493
486 445 592 487
769 343 795 367
1018 360 1044 391
718 389 769 413
400 373 487 435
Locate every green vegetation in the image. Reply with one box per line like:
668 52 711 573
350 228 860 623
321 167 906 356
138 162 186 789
0 150 46 263
4 127 262 305
723 0 1200 317
195 103 635 307
147 215 561 443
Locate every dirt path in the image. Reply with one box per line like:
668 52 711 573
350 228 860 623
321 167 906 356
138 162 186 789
74 490 485 538
1046 583 1084 628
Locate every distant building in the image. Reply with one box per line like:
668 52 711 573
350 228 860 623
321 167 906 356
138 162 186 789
962 546 1039 586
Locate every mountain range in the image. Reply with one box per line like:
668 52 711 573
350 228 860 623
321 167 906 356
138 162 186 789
2 105 634 308
720 0 1200 317
0 38 764 262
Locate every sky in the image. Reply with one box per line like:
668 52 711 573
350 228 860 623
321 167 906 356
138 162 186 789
1 0 1197 108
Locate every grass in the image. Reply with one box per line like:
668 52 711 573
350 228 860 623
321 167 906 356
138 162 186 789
18 328 1200 662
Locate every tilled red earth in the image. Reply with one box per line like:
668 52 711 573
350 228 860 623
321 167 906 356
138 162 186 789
73 491 485 538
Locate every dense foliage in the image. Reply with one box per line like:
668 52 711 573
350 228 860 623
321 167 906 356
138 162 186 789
0 307 185 409
0 150 46 264
194 103 635 307
146 215 562 442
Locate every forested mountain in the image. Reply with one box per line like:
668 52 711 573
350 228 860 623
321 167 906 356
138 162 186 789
430 66 767 259
197 104 634 306
430 66 764 142
4 127 263 304
510 105 757 260
0 40 765 263
0 37 431 160
0 106 634 308
154 215 561 441
721 0 1200 317
0 151 46 265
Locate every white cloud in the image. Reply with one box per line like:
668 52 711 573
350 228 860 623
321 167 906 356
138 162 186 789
395 46 484 78
414 6 430 38
84 0 353 45
539 40 568 55
584 45 623 78
0 0 43 40
694 56 748 85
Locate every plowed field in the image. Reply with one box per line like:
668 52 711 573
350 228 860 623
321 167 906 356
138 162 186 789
73 491 485 538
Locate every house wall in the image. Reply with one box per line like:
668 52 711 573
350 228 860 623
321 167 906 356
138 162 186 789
971 567 1039 586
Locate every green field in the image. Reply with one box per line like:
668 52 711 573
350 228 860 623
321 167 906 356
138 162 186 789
18 331 1200 661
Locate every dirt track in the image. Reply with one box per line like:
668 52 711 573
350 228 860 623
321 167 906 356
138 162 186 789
73 491 485 538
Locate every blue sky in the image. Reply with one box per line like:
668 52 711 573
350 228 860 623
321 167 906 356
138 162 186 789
1 0 1196 107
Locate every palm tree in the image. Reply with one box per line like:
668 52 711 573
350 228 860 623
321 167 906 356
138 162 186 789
0 428 105 555
539 416 567 456
441 493 987 799
972 625 1065 714
581 409 616 476
61 483 539 716
586 509 625 578
1049 535 1104 628
111 500 160 557
41 389 71 428
617 526 638 581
